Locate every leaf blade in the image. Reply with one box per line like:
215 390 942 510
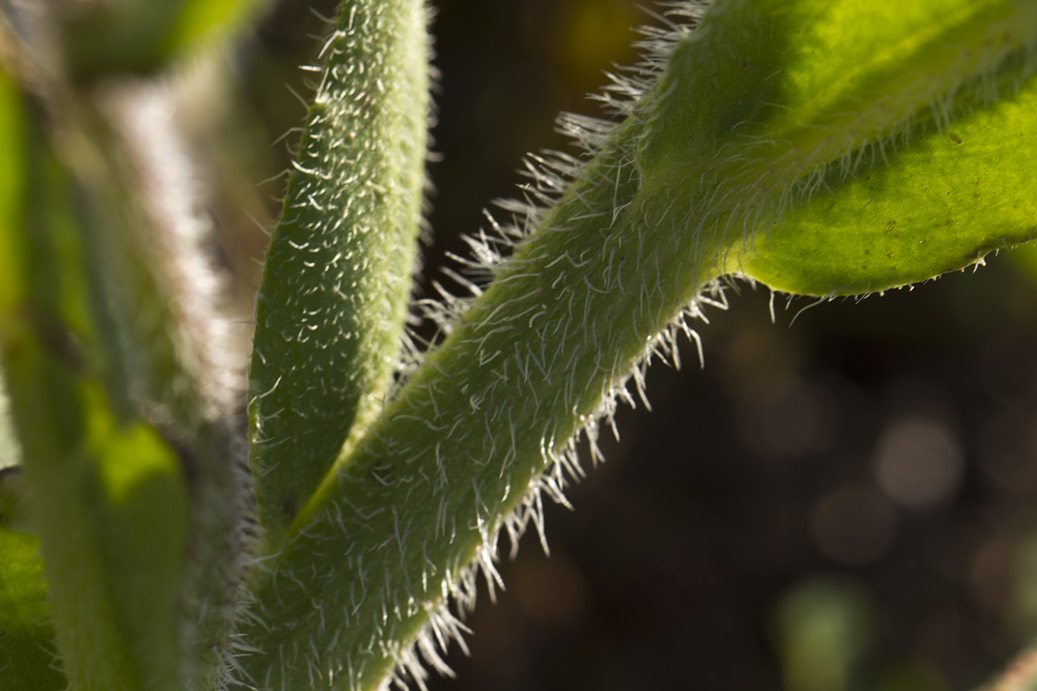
0 73 190 691
730 67 1037 295
248 0 431 540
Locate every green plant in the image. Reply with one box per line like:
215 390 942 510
1 0 1036 690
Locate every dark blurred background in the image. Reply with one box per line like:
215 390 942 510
195 1 1037 689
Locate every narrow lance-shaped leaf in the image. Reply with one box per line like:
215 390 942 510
84 81 256 688
248 0 430 541
7 6 254 684
238 1 1037 689
0 75 189 691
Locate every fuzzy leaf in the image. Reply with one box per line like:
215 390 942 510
0 76 189 691
714 0 1037 294
730 82 1037 295
248 0 430 540
85 84 252 687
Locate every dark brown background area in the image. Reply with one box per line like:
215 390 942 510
227 2 1037 689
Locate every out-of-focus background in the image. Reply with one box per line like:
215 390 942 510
160 0 1037 688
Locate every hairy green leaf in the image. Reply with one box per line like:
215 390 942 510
248 0 431 541
716 0 1037 294
0 76 189 691
83 83 252 687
